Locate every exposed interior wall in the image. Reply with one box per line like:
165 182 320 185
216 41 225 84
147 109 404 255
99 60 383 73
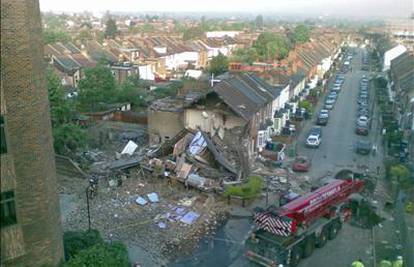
148 110 184 145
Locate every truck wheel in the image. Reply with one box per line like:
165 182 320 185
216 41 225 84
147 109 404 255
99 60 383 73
328 221 341 240
290 247 302 267
316 228 328 248
302 236 315 258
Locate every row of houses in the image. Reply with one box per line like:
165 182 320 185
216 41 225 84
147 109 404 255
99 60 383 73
44 34 244 89
148 33 342 164
389 49 414 135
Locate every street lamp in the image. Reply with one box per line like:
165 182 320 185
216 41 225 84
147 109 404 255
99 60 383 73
85 185 91 230
266 176 270 207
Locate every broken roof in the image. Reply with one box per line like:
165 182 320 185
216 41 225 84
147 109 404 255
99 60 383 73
213 73 278 120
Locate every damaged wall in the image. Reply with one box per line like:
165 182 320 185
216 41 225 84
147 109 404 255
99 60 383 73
148 109 184 145
183 109 245 135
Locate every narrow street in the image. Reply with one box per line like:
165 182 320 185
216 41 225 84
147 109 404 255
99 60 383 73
294 48 378 267
170 48 382 267
297 48 377 179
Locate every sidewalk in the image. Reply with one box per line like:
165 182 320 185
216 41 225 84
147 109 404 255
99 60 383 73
227 193 280 218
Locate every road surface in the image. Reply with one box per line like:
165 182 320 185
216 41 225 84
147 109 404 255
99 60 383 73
171 48 380 267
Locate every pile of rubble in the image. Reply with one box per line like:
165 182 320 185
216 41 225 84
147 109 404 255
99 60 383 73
59 123 310 264
62 174 228 265
141 130 240 193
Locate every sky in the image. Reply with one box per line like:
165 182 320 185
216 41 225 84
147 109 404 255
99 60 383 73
39 0 413 18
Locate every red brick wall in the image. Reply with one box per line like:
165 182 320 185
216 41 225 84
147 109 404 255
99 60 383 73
1 0 64 265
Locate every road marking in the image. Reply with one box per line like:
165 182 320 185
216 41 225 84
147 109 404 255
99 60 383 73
241 225 255 245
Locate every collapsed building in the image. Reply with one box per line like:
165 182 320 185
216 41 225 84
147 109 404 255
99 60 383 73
147 73 291 182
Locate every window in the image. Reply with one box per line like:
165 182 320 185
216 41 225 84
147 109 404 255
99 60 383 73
0 115 7 154
1 191 17 228
258 132 264 147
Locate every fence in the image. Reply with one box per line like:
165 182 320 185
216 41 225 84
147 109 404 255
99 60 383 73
55 154 88 178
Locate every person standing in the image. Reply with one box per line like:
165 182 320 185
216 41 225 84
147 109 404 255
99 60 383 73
379 257 392 267
352 259 365 267
392 256 403 267
372 144 377 156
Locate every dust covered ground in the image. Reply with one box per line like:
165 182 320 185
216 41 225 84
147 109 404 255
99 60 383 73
59 172 228 266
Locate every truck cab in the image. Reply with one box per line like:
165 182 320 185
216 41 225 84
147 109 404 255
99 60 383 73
245 175 364 267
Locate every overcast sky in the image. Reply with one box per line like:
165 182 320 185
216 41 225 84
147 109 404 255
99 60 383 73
39 0 413 18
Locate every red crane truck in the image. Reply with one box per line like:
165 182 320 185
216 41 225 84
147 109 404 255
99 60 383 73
245 177 364 267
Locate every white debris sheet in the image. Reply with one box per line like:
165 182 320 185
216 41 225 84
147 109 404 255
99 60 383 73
135 196 148 206
121 140 138 155
147 192 159 203
188 131 207 155
180 211 200 225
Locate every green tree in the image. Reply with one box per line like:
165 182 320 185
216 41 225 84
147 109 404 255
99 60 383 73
117 79 148 107
209 53 229 75
151 80 182 99
105 18 118 39
63 242 129 267
64 229 104 260
390 164 410 185
224 176 263 199
46 67 86 154
299 100 313 112
231 48 259 65
140 23 155 33
77 65 117 111
43 29 71 44
253 32 291 61
76 29 93 42
267 39 289 60
200 16 210 31
255 15 264 30
46 67 72 125
291 24 310 44
53 124 88 154
254 32 277 56
374 77 387 89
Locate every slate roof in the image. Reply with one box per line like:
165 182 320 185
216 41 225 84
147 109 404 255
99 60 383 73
290 70 306 87
53 55 80 74
391 51 414 92
86 40 118 63
213 73 279 120
64 42 82 54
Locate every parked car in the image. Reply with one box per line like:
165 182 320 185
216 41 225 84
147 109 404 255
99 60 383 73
356 116 369 127
335 77 343 82
286 121 296 133
309 126 322 136
356 140 372 155
325 102 334 110
292 157 311 172
306 127 322 148
332 86 341 93
357 109 369 118
329 91 338 97
319 109 329 117
358 99 368 105
326 98 336 105
317 115 328 126
306 135 321 148
356 125 369 135
294 108 307 121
